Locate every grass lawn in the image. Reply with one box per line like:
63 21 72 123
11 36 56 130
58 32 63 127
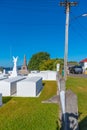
0 77 87 130
0 81 59 130
67 77 87 130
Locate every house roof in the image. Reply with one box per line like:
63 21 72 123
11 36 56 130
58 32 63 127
80 58 87 63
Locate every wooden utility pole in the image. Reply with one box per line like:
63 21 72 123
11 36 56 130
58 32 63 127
59 1 78 130
60 0 78 80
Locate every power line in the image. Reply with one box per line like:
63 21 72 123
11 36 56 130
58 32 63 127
69 12 87 43
70 25 87 42
70 12 87 33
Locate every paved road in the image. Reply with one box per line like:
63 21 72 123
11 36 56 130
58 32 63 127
68 73 87 78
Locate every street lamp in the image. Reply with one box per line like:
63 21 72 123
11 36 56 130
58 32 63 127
82 13 87 17
71 13 87 20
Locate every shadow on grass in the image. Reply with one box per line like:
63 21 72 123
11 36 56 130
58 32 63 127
60 113 78 130
2 97 13 104
42 82 45 86
56 120 60 130
79 116 87 130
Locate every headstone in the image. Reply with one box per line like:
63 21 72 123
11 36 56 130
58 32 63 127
57 64 60 72
3 69 6 75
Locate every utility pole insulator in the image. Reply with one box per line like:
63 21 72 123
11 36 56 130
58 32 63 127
60 1 78 7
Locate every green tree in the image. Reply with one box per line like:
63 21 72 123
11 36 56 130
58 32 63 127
39 58 64 71
39 59 55 70
28 52 50 70
0 67 3 72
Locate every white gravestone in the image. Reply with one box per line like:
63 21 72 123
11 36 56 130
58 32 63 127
11 56 18 77
3 69 6 75
57 64 60 72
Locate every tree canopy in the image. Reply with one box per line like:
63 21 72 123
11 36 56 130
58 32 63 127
28 51 64 72
39 58 64 72
28 52 50 70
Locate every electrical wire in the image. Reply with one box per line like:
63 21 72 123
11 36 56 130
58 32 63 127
70 12 87 35
68 11 87 45
69 25 87 42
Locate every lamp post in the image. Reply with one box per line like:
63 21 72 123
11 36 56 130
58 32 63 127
70 13 87 21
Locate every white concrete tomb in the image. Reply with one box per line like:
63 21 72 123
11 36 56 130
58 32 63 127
28 70 57 81
0 76 25 96
17 77 42 97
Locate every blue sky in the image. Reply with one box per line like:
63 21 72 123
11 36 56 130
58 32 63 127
0 0 87 67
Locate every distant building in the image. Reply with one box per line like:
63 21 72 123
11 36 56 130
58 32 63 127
79 58 87 72
19 55 29 75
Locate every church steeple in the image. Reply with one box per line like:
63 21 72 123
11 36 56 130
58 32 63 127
19 55 29 75
23 55 27 66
